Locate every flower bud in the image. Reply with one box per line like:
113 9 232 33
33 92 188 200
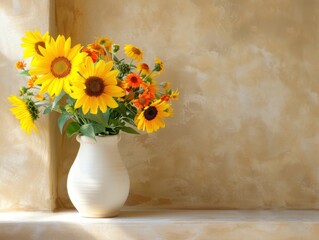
19 86 27 95
154 58 164 73
118 63 131 75
65 104 75 115
112 44 120 53
154 63 162 72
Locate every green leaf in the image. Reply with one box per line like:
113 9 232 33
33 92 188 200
20 70 31 77
103 109 111 124
115 103 126 115
66 97 75 105
84 110 109 127
109 118 124 128
66 122 80 137
80 124 95 139
92 123 105 134
122 117 136 127
52 90 65 110
43 106 52 115
120 126 140 135
58 112 72 133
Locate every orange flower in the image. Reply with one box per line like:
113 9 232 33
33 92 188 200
27 76 37 88
161 94 170 101
141 82 157 99
137 62 150 75
35 94 45 101
87 43 112 61
96 37 113 52
87 43 105 55
126 73 142 88
82 47 98 63
15 61 26 70
134 93 151 109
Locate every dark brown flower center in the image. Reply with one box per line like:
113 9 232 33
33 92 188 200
130 76 138 83
85 77 105 96
50 57 71 78
35 41 45 56
144 106 158 121
139 98 146 104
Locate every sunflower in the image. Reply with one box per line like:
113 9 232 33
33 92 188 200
21 30 50 58
8 96 39 134
126 73 143 88
135 100 172 133
136 62 150 75
124 44 143 62
29 35 87 97
72 57 125 114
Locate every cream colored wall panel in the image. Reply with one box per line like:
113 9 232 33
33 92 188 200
0 0 54 211
55 0 319 209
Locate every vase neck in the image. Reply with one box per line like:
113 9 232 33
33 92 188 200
76 135 120 145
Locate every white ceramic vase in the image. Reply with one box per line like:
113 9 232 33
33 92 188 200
67 134 130 218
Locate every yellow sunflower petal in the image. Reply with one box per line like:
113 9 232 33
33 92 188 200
104 94 118 108
104 85 124 97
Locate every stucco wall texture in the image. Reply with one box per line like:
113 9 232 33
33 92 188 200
54 0 319 209
1 0 319 211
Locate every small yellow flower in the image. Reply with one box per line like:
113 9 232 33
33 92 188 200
15 61 26 70
96 37 113 52
154 57 164 74
170 89 179 100
124 44 143 62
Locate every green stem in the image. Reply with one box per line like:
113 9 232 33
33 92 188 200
143 69 155 81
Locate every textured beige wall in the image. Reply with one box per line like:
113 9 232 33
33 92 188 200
55 0 319 209
0 0 55 211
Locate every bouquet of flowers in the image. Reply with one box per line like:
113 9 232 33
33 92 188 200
8 30 179 138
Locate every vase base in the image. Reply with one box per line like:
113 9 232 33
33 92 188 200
78 210 120 218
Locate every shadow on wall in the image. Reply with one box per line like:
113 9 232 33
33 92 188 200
0 48 51 210
55 132 79 209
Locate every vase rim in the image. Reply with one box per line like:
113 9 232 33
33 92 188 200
76 134 120 144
